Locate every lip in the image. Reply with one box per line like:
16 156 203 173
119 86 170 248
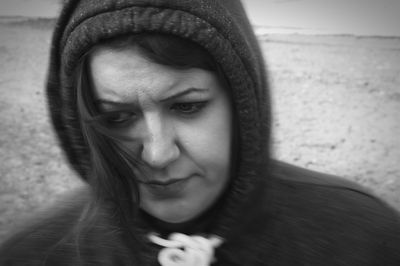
142 178 188 186
140 176 194 198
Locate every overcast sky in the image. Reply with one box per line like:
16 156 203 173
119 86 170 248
1 0 400 36
243 0 400 36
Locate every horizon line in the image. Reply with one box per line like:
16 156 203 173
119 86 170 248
1 15 399 38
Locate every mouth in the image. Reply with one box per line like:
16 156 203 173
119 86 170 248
141 178 188 186
139 176 194 197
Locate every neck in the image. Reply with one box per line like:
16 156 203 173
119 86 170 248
139 201 222 236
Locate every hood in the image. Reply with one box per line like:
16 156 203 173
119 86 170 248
46 0 271 239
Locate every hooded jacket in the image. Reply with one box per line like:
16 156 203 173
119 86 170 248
1 0 400 265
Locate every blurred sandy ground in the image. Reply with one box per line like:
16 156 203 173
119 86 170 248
0 19 399 240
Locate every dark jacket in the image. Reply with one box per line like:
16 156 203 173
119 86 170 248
1 160 400 265
1 0 400 265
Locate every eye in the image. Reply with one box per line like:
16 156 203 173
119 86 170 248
97 111 137 127
171 102 207 114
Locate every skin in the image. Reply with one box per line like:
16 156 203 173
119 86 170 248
88 46 233 223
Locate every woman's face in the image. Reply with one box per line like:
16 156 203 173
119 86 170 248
88 46 233 223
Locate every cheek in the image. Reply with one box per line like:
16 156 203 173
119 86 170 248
180 102 233 175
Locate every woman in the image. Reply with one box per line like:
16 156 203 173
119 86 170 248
1 0 400 265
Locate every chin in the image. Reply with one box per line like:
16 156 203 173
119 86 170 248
153 209 199 224
141 201 203 224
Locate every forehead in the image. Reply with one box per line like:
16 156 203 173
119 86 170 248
87 46 220 103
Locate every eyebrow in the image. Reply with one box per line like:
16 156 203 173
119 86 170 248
93 99 134 109
94 87 210 107
160 87 210 102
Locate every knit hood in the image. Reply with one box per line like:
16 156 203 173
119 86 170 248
47 0 271 239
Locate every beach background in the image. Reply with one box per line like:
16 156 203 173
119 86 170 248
1 0 400 241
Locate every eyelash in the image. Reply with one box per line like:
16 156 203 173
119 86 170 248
95 111 137 127
170 101 208 115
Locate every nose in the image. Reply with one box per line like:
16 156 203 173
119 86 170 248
140 113 180 169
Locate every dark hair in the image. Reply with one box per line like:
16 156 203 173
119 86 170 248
74 34 230 252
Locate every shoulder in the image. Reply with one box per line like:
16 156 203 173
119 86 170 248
268 159 399 220
0 186 139 265
264 159 400 264
0 187 90 265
